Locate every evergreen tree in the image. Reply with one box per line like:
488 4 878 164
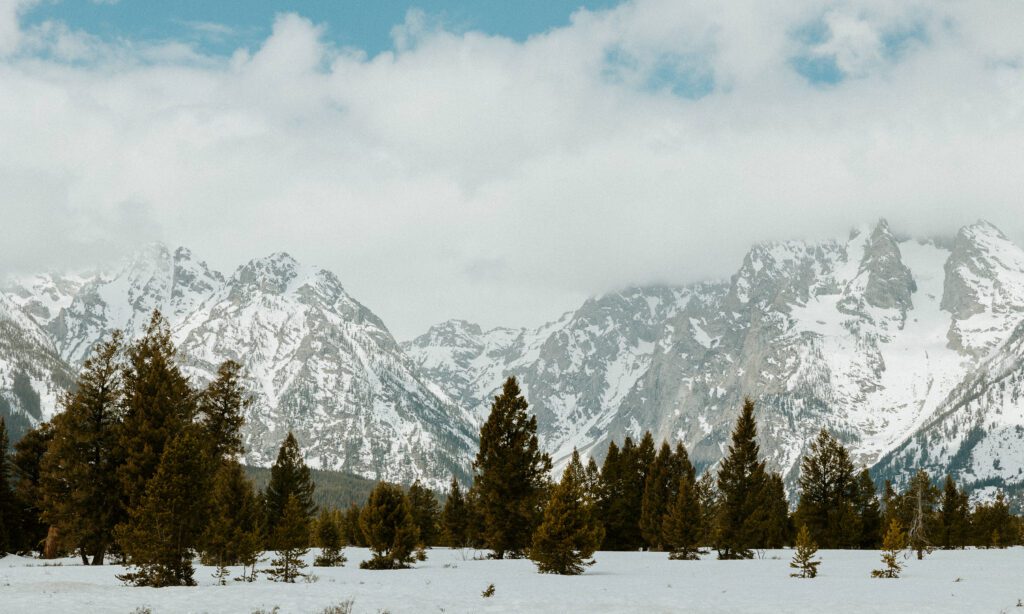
695 472 718 545
264 432 316 540
472 377 552 559
359 482 419 569
938 475 969 550
197 360 250 462
795 429 857 548
40 333 125 565
789 525 820 578
117 426 212 587
530 450 604 575
663 473 703 560
881 479 898 530
264 494 310 583
313 509 347 566
715 398 768 559
11 422 54 554
598 435 648 550
639 442 676 550
0 417 13 553
118 312 197 515
199 461 263 581
971 490 1014 549
407 480 441 547
441 477 470 548
902 470 938 559
853 469 882 549
757 472 791 548
343 503 365 547
871 519 906 578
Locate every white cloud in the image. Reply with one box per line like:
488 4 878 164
2 1 1024 339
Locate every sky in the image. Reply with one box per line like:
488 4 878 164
2 0 1024 339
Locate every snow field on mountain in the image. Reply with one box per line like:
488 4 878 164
2 548 1022 613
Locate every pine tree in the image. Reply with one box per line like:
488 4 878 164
871 519 906 578
197 360 250 462
795 429 857 548
756 472 791 549
116 426 212 587
199 461 263 581
903 470 938 560
343 503 365 547
407 480 441 547
695 472 718 545
938 475 969 550
598 435 648 550
971 490 1014 549
314 509 347 567
359 482 419 569
663 474 703 560
0 417 13 554
789 525 820 578
853 469 882 549
118 312 197 515
11 422 54 554
639 441 675 550
40 333 125 565
264 494 310 583
264 431 316 541
441 476 470 548
473 376 552 559
530 450 604 575
715 398 768 559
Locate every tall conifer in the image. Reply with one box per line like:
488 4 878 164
117 426 211 587
938 475 969 550
0 417 13 553
200 460 263 579
640 442 676 550
11 422 53 553
853 469 882 548
264 432 316 540
472 376 552 559
407 480 441 547
264 494 310 582
529 450 604 575
715 398 768 559
40 332 125 564
197 360 250 462
359 482 419 569
795 429 857 548
118 312 196 514
441 477 469 548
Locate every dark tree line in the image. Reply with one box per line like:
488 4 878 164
2 343 1022 583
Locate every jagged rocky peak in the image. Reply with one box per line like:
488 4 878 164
2 271 93 329
858 219 916 311
725 239 840 311
411 319 486 348
941 220 1024 356
232 252 302 295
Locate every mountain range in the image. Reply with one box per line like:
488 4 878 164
2 220 1023 500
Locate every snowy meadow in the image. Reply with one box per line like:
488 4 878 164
2 547 1022 613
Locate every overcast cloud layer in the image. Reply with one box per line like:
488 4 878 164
2 0 1024 338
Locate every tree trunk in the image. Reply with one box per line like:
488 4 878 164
91 546 105 566
43 526 60 559
79 547 88 566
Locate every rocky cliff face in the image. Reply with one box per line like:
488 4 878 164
2 246 475 488
407 220 1024 498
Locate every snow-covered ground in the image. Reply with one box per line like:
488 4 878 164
1 547 1022 613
